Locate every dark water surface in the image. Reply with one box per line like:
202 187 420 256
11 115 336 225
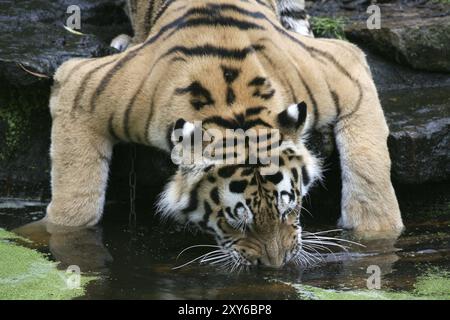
0 184 449 299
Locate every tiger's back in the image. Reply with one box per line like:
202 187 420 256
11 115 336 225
53 0 339 150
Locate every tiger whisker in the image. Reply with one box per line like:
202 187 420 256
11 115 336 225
302 229 343 235
173 249 223 270
305 235 364 247
302 239 350 251
303 243 337 262
200 253 227 263
176 244 221 260
303 243 335 254
302 244 327 255
295 250 318 266
203 255 231 264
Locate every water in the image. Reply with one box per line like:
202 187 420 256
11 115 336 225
0 184 449 300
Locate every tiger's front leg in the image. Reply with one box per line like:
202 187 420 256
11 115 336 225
334 77 404 238
46 112 113 227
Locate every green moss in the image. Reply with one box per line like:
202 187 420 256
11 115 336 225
0 97 30 161
0 229 96 300
0 82 51 162
0 106 29 161
284 269 450 300
311 17 348 40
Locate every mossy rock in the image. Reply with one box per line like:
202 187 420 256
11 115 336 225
0 229 96 300
346 15 450 72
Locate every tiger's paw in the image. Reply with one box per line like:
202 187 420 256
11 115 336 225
338 198 404 240
110 34 132 52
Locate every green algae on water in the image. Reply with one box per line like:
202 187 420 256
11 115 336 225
0 229 95 300
287 269 450 300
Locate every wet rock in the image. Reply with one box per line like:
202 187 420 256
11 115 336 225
362 47 450 184
0 0 129 82
0 0 130 198
383 87 450 184
364 46 450 92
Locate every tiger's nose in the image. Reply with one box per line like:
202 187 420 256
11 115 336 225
260 241 286 268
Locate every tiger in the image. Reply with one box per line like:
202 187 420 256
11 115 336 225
47 0 404 268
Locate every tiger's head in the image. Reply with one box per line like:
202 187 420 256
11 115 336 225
157 102 321 268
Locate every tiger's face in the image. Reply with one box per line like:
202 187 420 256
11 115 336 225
158 103 321 268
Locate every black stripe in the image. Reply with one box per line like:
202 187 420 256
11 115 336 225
95 147 111 163
73 59 116 111
263 138 282 152
163 16 265 39
175 81 215 110
204 117 240 130
203 116 272 131
208 2 267 19
144 81 161 144
293 68 319 129
166 122 175 151
254 0 273 10
264 171 283 185
337 82 363 122
242 118 273 130
330 89 341 117
123 56 164 142
218 165 239 178
301 166 310 186
183 180 202 214
246 106 266 116
292 167 299 183
143 0 155 34
221 66 240 84
256 131 272 143
201 201 213 228
280 9 307 20
62 59 95 88
230 180 248 193
152 0 178 26
163 44 264 60
108 114 119 141
226 87 236 106
170 56 187 63
254 88 275 100
210 187 220 205
248 76 266 86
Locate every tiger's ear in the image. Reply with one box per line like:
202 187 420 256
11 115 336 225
171 118 196 145
277 102 307 134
